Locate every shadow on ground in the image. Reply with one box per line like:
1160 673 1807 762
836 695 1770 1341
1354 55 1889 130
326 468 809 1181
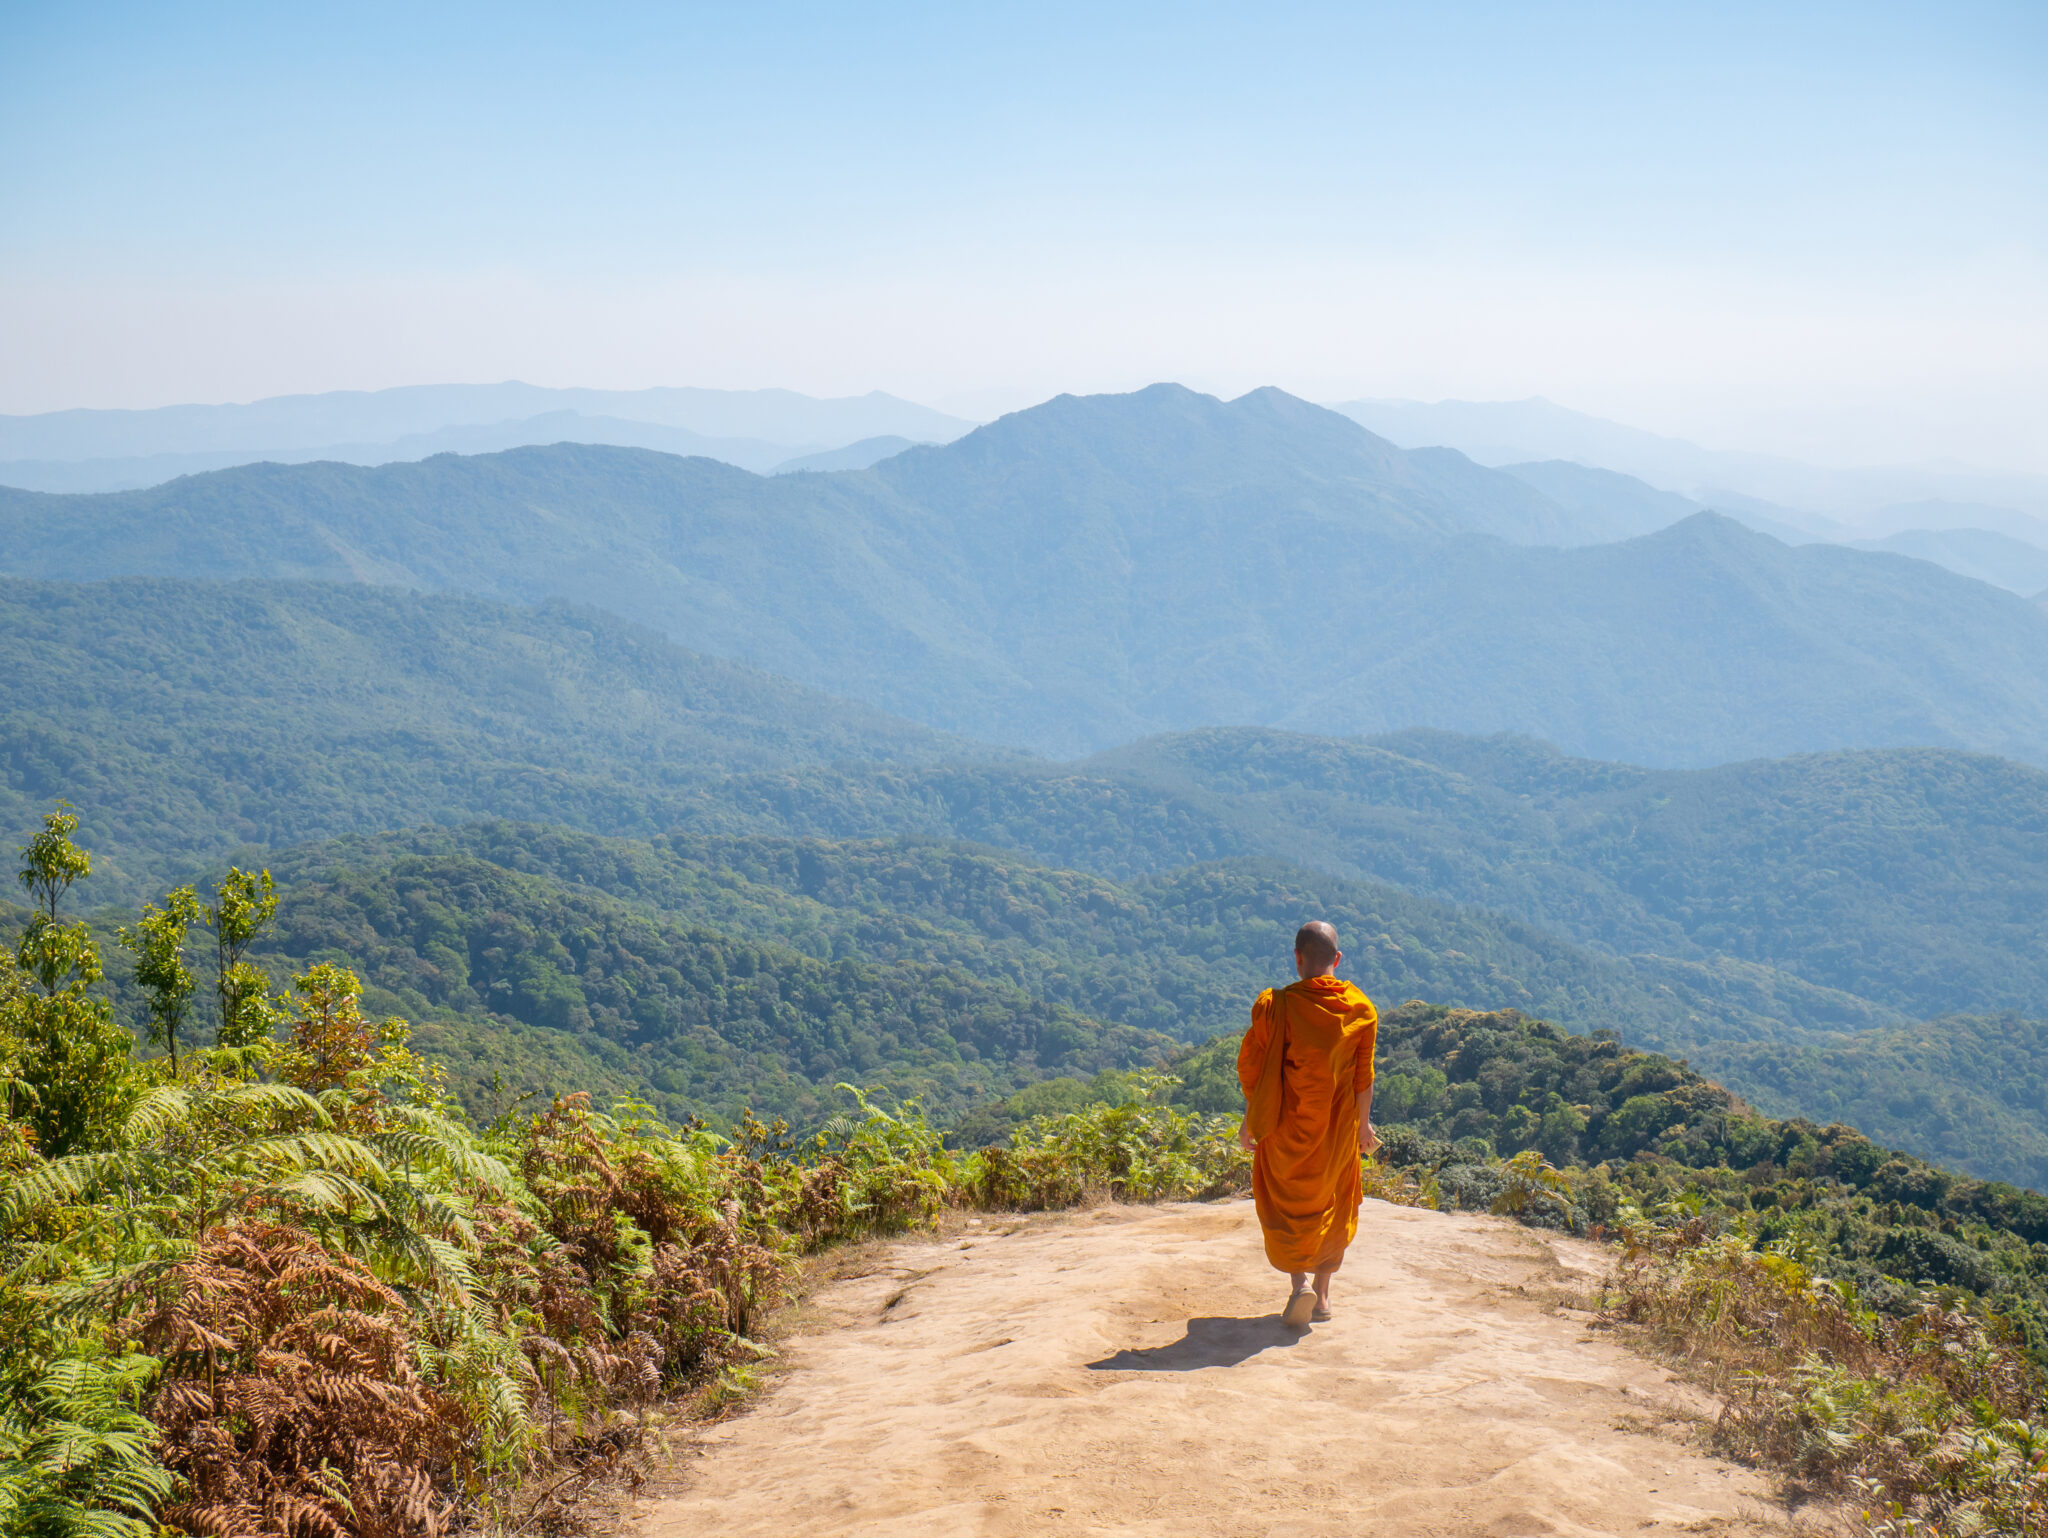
1086 1315 1302 1372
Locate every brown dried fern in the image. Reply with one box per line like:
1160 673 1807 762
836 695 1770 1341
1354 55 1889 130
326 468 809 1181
115 1221 458 1538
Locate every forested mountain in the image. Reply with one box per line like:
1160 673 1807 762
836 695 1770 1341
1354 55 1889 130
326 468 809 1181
251 850 1172 1127
1698 1014 2048 1191
56 822 1707 1124
0 576 1004 898
671 731 2048 1029
6 576 2039 1038
43 815 2040 1187
8 566 2046 1180
1091 728 2048 1022
251 821 1757 1045
9 386 2048 763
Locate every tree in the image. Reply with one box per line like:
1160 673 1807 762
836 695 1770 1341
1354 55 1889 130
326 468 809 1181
118 887 202 1075
205 868 280 1050
3 807 135 1155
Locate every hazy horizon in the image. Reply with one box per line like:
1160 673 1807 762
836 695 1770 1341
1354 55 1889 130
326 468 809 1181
9 381 2048 494
4 2 2043 473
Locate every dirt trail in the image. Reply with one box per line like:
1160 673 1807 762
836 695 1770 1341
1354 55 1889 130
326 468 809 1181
640 1198 1788 1537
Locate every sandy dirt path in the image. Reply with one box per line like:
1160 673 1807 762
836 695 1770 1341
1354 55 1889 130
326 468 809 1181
639 1198 1788 1537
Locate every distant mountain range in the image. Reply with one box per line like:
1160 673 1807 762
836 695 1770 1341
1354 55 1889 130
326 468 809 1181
1335 396 2048 594
6 384 2047 766
1330 395 2048 528
771 435 926 474
1491 458 1705 544
0 383 974 493
11 381 2048 1193
0 413 809 490
1848 527 2048 597
16 380 2048 608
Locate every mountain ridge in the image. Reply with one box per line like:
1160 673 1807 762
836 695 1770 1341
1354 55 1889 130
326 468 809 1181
0 381 975 461
1330 395 2048 522
9 385 2048 765
0 383 977 494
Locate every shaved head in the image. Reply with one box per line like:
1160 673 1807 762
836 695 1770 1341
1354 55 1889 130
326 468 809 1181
1294 921 1340 968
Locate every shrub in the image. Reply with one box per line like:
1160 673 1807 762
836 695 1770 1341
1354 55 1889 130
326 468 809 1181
961 1072 1248 1210
1607 1205 2048 1531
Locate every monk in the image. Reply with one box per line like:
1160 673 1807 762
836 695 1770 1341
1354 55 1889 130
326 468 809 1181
1236 920 1379 1327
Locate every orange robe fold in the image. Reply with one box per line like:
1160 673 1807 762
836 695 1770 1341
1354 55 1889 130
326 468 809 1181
1237 976 1379 1274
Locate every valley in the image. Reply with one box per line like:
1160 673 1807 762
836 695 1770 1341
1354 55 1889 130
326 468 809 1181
6 510 2044 1183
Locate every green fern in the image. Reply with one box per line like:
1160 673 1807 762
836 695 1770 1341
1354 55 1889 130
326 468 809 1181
0 1350 174 1538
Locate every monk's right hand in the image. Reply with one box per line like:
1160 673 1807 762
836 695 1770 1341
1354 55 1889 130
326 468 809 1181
1359 1120 1380 1156
1237 1119 1256 1152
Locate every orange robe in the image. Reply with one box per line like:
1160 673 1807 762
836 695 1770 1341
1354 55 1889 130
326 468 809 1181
1237 976 1379 1273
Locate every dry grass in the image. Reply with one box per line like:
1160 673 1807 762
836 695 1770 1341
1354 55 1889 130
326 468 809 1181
1603 1213 2048 1535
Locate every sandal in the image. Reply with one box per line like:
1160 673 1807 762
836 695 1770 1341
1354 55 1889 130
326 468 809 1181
1312 1302 1332 1322
1282 1287 1316 1328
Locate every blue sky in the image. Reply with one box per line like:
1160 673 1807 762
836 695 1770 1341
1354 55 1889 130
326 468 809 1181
2 1 2042 466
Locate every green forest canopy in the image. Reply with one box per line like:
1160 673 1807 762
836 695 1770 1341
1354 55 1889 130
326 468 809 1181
0 576 1004 899
37 818 2047 1189
6 575 2040 1038
6 570 2046 1184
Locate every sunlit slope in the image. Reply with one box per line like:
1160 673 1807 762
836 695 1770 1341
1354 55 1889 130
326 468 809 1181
0 576 1005 899
9 386 2047 762
681 730 2048 1027
247 850 1172 1127
6 571 2037 1038
260 821 1741 1047
1093 727 2048 1021
128 825 2048 1187
1697 1014 2048 1191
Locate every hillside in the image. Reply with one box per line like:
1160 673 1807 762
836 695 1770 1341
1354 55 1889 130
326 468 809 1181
0 577 1003 899
243 850 1173 1127
250 822 1749 1048
9 386 2048 763
8 573 2038 1049
31 808 2027 1185
7 571 2046 1171
1090 728 2048 1022
670 730 2048 1028
1495 458 1702 542
1697 1014 2048 1190
1853 527 2048 596
1269 514 2048 766
50 823 1716 1122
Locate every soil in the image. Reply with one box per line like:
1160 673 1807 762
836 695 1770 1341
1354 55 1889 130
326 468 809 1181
636 1197 1797 1536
